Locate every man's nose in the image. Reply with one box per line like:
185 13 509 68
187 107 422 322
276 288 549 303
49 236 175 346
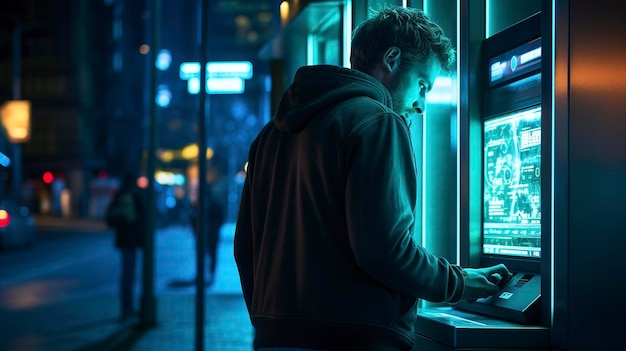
413 96 425 115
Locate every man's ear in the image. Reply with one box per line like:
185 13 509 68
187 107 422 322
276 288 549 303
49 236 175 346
383 46 402 72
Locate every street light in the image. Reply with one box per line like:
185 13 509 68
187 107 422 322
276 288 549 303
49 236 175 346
0 101 31 144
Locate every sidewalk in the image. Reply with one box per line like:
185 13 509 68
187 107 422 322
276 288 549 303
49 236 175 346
2 293 253 351
4 215 254 351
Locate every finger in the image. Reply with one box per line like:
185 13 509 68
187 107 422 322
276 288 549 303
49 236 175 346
488 273 503 285
490 263 510 277
500 266 512 280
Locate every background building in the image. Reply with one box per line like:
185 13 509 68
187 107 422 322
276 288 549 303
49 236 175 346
0 0 275 222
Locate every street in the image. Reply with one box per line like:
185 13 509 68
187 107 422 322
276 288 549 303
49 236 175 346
0 220 254 351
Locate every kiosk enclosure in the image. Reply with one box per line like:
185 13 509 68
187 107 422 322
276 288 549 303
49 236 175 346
413 11 551 351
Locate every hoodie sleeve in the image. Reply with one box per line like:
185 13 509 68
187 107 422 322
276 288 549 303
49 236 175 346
234 150 255 313
343 112 464 303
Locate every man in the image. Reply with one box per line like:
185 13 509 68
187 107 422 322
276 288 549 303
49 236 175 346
234 6 510 351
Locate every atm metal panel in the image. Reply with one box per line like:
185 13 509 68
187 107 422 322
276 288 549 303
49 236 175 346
415 307 550 349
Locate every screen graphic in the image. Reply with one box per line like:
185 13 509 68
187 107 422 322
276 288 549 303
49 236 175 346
483 106 541 258
489 38 541 86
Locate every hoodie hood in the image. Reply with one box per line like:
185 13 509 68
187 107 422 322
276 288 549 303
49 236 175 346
274 65 393 133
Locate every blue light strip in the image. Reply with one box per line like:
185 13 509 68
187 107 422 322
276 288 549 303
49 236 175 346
486 0 491 37
307 33 314 66
343 0 352 68
455 0 461 265
550 0 556 323
422 0 428 254
0 152 11 167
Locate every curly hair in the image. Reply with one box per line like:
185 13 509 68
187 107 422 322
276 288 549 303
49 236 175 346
350 6 456 74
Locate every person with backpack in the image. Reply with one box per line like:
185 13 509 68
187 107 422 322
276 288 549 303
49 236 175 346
106 172 146 321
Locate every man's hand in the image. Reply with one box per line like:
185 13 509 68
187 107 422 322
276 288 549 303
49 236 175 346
461 264 511 301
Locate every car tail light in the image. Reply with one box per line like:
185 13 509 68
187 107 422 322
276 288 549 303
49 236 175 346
0 209 10 228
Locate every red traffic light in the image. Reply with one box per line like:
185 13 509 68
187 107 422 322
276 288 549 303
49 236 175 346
42 171 54 184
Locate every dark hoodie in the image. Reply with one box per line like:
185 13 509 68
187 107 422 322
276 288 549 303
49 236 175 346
234 65 465 351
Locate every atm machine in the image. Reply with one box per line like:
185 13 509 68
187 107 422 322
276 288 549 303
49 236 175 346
413 12 552 351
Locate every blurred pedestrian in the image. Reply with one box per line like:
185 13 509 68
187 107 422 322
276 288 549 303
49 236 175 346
106 172 146 321
191 185 225 286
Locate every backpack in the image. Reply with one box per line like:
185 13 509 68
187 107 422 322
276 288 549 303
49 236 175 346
106 191 137 227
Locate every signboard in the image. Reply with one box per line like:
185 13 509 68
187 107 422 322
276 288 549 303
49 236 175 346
179 61 253 94
1 100 31 143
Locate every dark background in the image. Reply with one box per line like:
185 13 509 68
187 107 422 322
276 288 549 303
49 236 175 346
0 0 278 221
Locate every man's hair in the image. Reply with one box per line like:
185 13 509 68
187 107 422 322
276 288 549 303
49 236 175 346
350 6 456 74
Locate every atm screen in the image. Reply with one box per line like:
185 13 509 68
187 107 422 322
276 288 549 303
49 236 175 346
483 106 541 258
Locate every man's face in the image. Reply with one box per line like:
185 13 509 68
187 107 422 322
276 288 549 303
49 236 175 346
386 56 441 122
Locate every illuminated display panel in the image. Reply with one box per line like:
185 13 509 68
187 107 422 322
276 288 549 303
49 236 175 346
483 106 541 258
488 38 541 87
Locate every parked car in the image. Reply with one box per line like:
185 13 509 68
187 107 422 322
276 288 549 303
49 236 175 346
0 197 36 250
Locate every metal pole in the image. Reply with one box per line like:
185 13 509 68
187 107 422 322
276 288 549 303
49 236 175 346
11 24 22 202
140 0 161 328
9 22 42 203
195 0 210 349
12 25 22 100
